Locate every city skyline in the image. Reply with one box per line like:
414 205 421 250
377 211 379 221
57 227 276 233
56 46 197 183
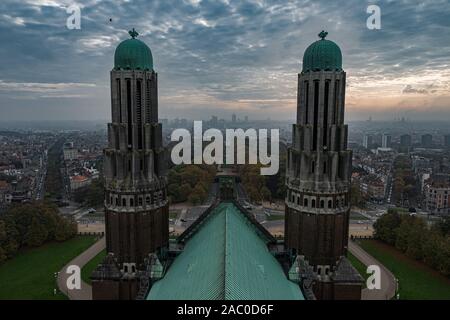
0 1 449 122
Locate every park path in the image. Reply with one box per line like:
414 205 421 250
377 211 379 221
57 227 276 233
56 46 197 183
348 240 397 300
57 237 106 300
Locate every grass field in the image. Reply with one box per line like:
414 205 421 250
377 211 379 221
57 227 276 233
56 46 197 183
169 211 179 219
81 249 106 284
266 214 284 221
350 212 371 221
0 236 96 300
347 252 368 287
357 239 450 300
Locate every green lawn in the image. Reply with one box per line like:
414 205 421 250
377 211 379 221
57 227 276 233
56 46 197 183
266 214 284 221
81 249 106 284
347 252 368 287
357 239 450 300
350 212 370 221
169 211 179 219
0 236 97 300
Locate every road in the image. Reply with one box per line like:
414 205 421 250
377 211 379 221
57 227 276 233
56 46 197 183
348 240 397 300
57 237 106 300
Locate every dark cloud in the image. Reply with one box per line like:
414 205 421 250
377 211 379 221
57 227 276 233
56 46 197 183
0 0 449 121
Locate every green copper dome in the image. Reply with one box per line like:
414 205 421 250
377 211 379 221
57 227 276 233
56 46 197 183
114 28 153 71
302 31 342 73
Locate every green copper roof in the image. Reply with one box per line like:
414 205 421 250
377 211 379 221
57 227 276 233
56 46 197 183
302 30 342 73
114 28 153 71
147 202 304 300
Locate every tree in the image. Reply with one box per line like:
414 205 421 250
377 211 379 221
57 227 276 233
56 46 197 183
395 217 411 252
373 209 401 245
25 217 48 247
55 218 77 241
0 201 77 265
436 217 450 236
405 218 425 260
0 221 7 263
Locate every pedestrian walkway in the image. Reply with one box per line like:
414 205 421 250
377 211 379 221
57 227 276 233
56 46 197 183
348 240 397 300
57 237 106 300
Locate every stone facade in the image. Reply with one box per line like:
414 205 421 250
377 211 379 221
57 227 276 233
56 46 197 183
92 45 168 300
285 37 362 299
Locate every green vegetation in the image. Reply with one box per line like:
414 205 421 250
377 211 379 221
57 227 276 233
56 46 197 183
374 209 450 276
350 183 366 208
265 214 284 221
0 202 77 264
73 178 104 207
347 252 368 287
239 164 271 204
81 249 106 285
168 165 216 205
169 211 179 219
0 236 96 300
239 145 288 203
358 239 450 300
350 211 370 221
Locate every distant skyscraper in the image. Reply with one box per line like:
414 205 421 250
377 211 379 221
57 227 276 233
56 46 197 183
382 134 392 148
92 29 168 300
400 134 412 147
444 134 450 149
421 134 433 148
211 115 218 126
232 114 237 123
285 31 362 300
363 134 373 149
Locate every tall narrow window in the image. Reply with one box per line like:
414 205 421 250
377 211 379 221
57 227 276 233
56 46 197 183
323 81 330 148
304 81 309 124
313 81 319 150
136 80 143 149
323 161 327 174
126 79 132 148
333 80 339 125
117 79 122 123
146 80 151 123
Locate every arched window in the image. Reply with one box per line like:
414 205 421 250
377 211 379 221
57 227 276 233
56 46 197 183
116 198 119 206
122 198 126 207
146 196 151 205
304 198 308 207
138 197 143 206
130 198 134 207
297 196 300 205
311 199 316 208
320 200 325 208
328 200 332 208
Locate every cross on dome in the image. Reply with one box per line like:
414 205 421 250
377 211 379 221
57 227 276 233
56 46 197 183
318 30 328 40
129 28 139 39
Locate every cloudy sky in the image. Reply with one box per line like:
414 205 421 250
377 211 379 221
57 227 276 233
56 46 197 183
0 0 449 122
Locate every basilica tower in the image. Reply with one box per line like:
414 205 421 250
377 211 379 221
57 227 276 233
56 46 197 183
92 29 169 300
285 31 362 299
